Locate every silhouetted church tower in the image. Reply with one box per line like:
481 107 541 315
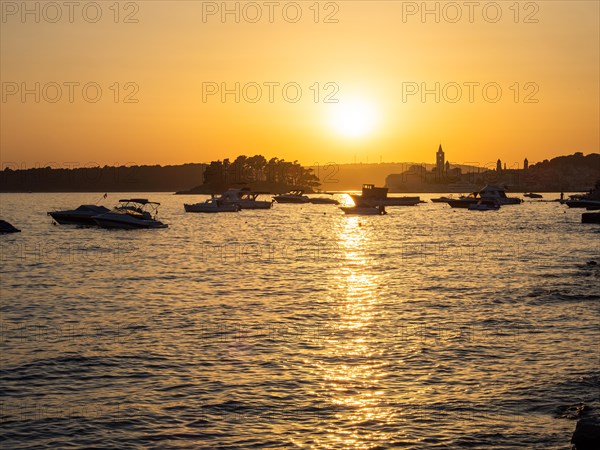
436 144 445 177
524 158 529 171
497 159 502 172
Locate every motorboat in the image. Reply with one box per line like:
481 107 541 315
48 204 110 225
308 195 339 205
309 197 339 204
340 205 387 215
273 190 310 204
447 185 522 208
92 199 168 229
350 184 421 207
215 188 272 210
468 199 501 211
184 199 240 213
565 199 600 209
524 193 543 199
0 219 20 233
431 195 457 203
565 180 600 209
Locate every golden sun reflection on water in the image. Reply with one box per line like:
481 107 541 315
317 217 395 449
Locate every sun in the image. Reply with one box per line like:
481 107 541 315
329 98 378 138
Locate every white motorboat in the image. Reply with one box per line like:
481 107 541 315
184 199 240 213
93 199 168 229
468 199 501 211
273 190 310 204
215 188 273 210
340 205 387 215
448 185 522 208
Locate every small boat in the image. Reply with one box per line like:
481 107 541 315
214 188 272 210
340 205 387 215
468 199 501 211
184 199 240 213
447 185 522 208
431 195 456 203
273 190 310 204
308 196 339 205
566 199 600 209
524 193 543 199
48 204 110 225
0 219 20 234
565 180 600 209
93 199 168 229
350 184 421 207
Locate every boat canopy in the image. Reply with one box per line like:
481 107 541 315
118 198 161 205
361 184 389 198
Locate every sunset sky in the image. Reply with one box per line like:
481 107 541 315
1 1 598 168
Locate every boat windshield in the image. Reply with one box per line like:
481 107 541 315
115 200 160 218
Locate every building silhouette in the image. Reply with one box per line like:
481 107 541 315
436 144 445 178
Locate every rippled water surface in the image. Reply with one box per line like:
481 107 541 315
1 193 599 449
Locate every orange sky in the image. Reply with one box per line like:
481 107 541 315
1 1 598 168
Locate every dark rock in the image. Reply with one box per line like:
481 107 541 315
572 417 600 449
556 403 590 420
582 212 600 223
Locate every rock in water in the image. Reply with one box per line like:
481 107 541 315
582 212 600 223
572 417 600 449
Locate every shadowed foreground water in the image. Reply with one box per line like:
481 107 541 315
1 193 599 449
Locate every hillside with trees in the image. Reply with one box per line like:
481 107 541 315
175 155 321 194
0 163 206 193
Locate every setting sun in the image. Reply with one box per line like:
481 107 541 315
329 98 379 138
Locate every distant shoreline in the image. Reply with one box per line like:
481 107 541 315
0 190 580 195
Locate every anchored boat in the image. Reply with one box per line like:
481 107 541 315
92 199 168 229
184 199 240 213
447 185 522 208
214 188 273 210
350 184 421 207
565 181 600 209
273 190 310 204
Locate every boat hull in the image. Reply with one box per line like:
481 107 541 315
0 220 20 233
447 199 477 208
350 195 420 207
308 198 339 205
468 205 500 211
184 204 239 213
340 207 386 215
48 212 99 225
48 205 110 225
566 200 600 209
449 198 520 208
273 197 310 204
93 214 168 229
